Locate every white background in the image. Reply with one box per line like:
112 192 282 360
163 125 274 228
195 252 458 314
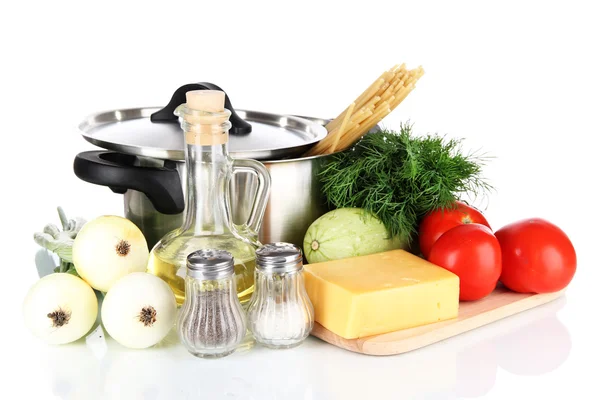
1 0 598 399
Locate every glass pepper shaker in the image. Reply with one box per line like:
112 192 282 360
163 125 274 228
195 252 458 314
247 243 314 349
177 249 246 358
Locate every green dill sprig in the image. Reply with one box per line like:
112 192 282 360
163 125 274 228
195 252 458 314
319 123 492 241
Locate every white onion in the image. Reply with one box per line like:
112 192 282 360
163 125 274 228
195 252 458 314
73 215 149 292
23 273 98 344
101 272 177 349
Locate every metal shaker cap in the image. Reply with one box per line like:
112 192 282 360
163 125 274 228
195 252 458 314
186 249 234 279
255 242 303 273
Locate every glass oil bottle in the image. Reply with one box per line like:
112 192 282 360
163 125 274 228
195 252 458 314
147 90 271 306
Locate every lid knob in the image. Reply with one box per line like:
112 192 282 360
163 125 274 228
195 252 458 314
150 82 252 135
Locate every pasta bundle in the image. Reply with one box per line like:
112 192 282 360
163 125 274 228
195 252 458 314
305 64 424 156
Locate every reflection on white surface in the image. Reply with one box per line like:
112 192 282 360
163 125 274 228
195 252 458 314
455 339 498 398
30 295 570 400
493 312 571 376
41 341 103 399
33 252 571 399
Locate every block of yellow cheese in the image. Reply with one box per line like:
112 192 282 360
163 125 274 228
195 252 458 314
304 249 459 339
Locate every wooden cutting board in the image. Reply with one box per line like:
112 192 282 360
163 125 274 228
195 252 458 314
310 287 565 356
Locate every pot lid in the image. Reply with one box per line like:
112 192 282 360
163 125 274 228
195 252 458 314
78 83 327 161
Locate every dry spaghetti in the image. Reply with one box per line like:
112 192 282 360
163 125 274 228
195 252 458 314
304 64 424 156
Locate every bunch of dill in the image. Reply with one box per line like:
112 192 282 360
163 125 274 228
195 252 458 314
319 123 491 242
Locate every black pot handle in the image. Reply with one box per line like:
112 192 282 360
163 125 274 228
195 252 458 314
150 82 252 135
73 151 185 215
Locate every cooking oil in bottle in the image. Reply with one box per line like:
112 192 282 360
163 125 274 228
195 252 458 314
148 236 256 305
147 90 270 306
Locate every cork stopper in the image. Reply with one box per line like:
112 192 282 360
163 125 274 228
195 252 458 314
186 90 225 112
182 90 229 146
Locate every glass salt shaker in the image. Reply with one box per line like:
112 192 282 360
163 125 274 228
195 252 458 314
177 249 246 358
247 243 314 349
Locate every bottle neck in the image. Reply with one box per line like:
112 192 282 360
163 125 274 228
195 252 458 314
182 140 231 235
177 105 233 235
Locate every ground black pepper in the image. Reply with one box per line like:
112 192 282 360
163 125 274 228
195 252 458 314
180 285 244 354
178 250 247 358
196 289 231 346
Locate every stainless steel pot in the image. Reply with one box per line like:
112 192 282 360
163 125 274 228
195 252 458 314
124 152 332 249
72 82 359 250
74 115 335 249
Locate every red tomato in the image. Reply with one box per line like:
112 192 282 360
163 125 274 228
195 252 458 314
419 201 491 259
429 224 502 301
495 218 576 294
